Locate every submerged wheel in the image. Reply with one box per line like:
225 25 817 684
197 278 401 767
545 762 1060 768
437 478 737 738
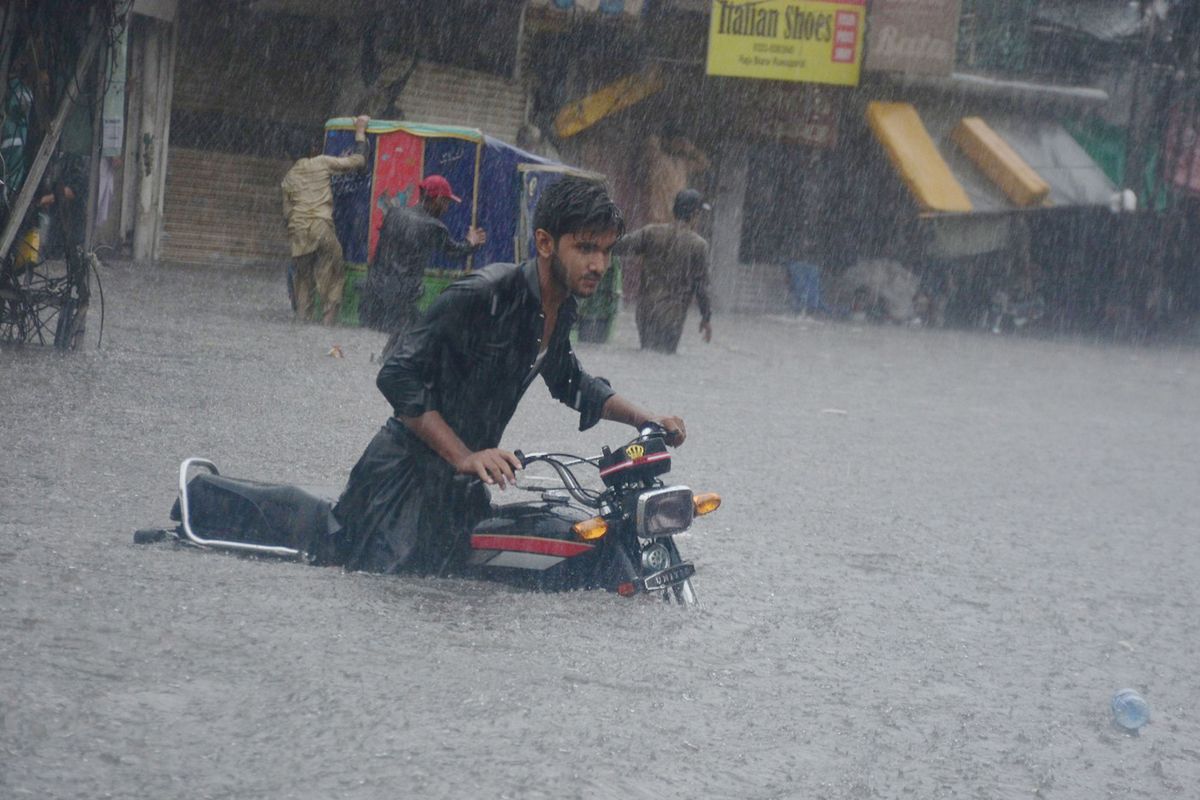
53 248 91 350
53 297 88 350
670 578 699 607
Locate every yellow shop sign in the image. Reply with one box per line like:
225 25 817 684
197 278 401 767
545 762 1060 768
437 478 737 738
706 0 865 86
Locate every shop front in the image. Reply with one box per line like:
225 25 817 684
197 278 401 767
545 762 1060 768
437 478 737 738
157 0 528 267
845 92 1120 328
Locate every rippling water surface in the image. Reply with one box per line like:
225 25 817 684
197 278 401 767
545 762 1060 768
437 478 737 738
3 262 1199 798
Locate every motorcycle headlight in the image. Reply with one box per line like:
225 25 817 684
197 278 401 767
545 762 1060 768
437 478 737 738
635 486 694 538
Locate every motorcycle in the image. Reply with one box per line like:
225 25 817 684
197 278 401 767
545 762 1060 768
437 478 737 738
134 424 719 606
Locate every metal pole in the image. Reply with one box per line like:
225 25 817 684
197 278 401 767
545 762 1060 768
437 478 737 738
1123 5 1157 194
0 23 104 263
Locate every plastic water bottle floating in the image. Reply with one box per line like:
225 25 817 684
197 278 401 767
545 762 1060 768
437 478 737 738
1111 689 1150 731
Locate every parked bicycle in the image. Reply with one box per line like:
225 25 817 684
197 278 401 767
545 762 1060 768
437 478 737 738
0 232 102 350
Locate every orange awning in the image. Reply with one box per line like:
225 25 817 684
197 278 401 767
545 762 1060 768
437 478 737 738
554 67 665 139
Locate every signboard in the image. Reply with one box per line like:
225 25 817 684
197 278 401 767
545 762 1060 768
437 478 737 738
706 0 865 87
865 0 961 75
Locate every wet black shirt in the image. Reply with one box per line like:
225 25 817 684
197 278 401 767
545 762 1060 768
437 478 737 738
378 259 616 446
333 260 615 574
360 204 476 333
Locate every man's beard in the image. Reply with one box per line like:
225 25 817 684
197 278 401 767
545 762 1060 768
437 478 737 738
549 248 599 298
549 249 571 294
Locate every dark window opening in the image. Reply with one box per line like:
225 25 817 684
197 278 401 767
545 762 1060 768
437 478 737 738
739 141 834 266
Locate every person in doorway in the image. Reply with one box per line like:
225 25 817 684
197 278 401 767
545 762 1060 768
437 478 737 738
328 175 688 574
783 260 828 316
613 188 713 353
988 216 1045 334
631 129 709 303
35 146 88 259
359 174 485 360
642 129 710 225
281 114 370 325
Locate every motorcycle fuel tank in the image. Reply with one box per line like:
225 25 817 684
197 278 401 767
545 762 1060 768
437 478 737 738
467 500 595 573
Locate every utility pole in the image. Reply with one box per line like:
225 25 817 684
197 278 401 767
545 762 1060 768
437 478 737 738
1123 1 1159 198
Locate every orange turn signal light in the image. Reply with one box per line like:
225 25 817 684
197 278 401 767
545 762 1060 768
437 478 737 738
572 516 609 541
693 492 721 516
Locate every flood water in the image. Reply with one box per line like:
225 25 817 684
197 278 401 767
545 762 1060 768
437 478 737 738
2 260 1199 798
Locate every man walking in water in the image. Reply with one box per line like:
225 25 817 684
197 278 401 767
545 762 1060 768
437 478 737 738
614 188 713 353
281 114 369 325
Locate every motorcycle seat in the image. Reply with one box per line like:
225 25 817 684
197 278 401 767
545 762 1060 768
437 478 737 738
170 472 336 551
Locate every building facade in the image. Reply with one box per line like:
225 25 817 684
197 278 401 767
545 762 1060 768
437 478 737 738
24 0 1195 330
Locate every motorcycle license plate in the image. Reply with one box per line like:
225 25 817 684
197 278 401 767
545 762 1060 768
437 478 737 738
642 562 695 591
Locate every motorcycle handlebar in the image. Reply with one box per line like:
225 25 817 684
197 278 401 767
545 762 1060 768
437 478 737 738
516 451 600 508
638 421 669 438
513 424 672 505
518 424 669 471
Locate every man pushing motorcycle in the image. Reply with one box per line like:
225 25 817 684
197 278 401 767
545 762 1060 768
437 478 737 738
329 176 688 574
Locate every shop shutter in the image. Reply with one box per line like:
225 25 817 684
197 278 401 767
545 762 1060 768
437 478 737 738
159 148 291 266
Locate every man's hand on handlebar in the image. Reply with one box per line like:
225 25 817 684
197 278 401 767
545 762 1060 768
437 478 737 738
456 448 523 490
599 396 688 447
643 415 687 447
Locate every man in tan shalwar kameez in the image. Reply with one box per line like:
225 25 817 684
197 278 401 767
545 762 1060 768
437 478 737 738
281 114 370 325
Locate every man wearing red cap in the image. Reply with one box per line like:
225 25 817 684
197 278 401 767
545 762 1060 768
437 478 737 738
360 174 486 359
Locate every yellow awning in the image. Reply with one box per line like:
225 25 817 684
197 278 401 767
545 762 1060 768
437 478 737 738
554 67 664 139
866 101 973 213
951 117 1051 208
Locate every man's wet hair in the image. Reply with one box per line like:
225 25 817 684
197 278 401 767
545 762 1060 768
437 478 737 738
533 175 625 242
673 188 705 222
